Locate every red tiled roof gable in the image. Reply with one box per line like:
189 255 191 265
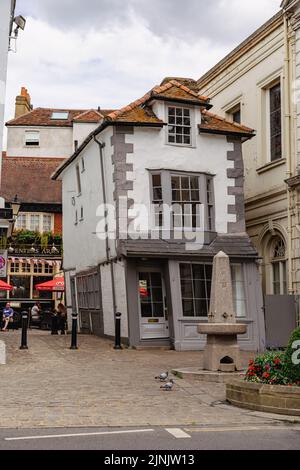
1 156 63 204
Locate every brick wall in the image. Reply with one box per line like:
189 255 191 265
54 213 62 235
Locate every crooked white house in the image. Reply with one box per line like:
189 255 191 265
53 79 266 351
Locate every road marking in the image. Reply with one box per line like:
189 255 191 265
165 428 191 439
184 426 300 433
5 428 154 442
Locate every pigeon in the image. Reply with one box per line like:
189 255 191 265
160 379 175 391
155 371 169 382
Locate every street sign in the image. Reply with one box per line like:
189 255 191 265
0 250 8 278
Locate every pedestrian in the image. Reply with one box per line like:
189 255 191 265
57 303 67 335
30 302 41 327
51 309 59 335
2 303 14 331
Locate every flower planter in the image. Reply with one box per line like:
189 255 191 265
226 379 300 416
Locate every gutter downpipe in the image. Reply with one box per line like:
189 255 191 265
94 134 117 321
284 12 294 294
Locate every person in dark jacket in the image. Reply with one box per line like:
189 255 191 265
57 303 67 335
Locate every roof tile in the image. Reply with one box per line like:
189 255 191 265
1 156 63 204
7 108 114 127
199 110 254 136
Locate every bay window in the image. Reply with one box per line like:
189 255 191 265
150 171 215 231
180 262 247 318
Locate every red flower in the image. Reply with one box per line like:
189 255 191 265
274 358 281 365
263 372 270 379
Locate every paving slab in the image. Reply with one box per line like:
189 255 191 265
0 330 293 429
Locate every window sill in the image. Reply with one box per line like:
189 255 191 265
166 142 195 149
256 158 286 174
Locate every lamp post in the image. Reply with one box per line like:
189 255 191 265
8 195 21 238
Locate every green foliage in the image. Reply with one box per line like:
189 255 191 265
284 327 300 383
40 232 50 248
13 230 40 245
52 233 62 245
245 351 290 386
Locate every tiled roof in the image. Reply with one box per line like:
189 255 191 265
151 79 209 104
6 108 114 127
108 104 164 125
160 77 200 93
1 156 63 204
199 111 255 137
107 79 210 124
121 234 258 258
73 109 114 123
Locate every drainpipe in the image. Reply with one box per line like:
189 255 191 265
94 135 117 319
283 13 294 294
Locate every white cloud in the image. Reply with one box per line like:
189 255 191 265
4 0 280 147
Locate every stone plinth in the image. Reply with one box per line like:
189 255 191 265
198 325 246 371
0 341 6 365
198 251 247 372
199 324 247 335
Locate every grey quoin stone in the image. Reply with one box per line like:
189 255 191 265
0 341 6 365
208 251 235 324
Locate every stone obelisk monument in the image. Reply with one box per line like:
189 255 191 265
198 251 247 372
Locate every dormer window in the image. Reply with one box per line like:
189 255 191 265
168 106 191 146
51 111 69 120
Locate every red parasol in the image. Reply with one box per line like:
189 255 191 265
0 280 13 291
35 277 65 292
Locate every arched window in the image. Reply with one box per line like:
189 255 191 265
271 236 287 295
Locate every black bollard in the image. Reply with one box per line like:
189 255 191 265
70 313 78 350
20 311 29 350
114 312 122 350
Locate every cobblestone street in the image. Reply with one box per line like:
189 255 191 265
0 331 298 429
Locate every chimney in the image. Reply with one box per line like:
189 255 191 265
15 87 33 118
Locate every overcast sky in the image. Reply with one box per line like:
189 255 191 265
5 0 280 130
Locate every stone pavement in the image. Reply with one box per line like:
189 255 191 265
0 330 298 429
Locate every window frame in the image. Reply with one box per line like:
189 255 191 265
231 263 247 318
179 262 248 320
51 111 69 120
76 271 101 311
16 212 54 233
165 103 195 148
76 164 82 196
257 73 283 167
271 237 287 295
268 81 282 163
226 103 241 124
149 170 215 232
179 262 213 318
25 130 40 147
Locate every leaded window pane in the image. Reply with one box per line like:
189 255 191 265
270 83 282 162
168 107 191 145
180 263 212 317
